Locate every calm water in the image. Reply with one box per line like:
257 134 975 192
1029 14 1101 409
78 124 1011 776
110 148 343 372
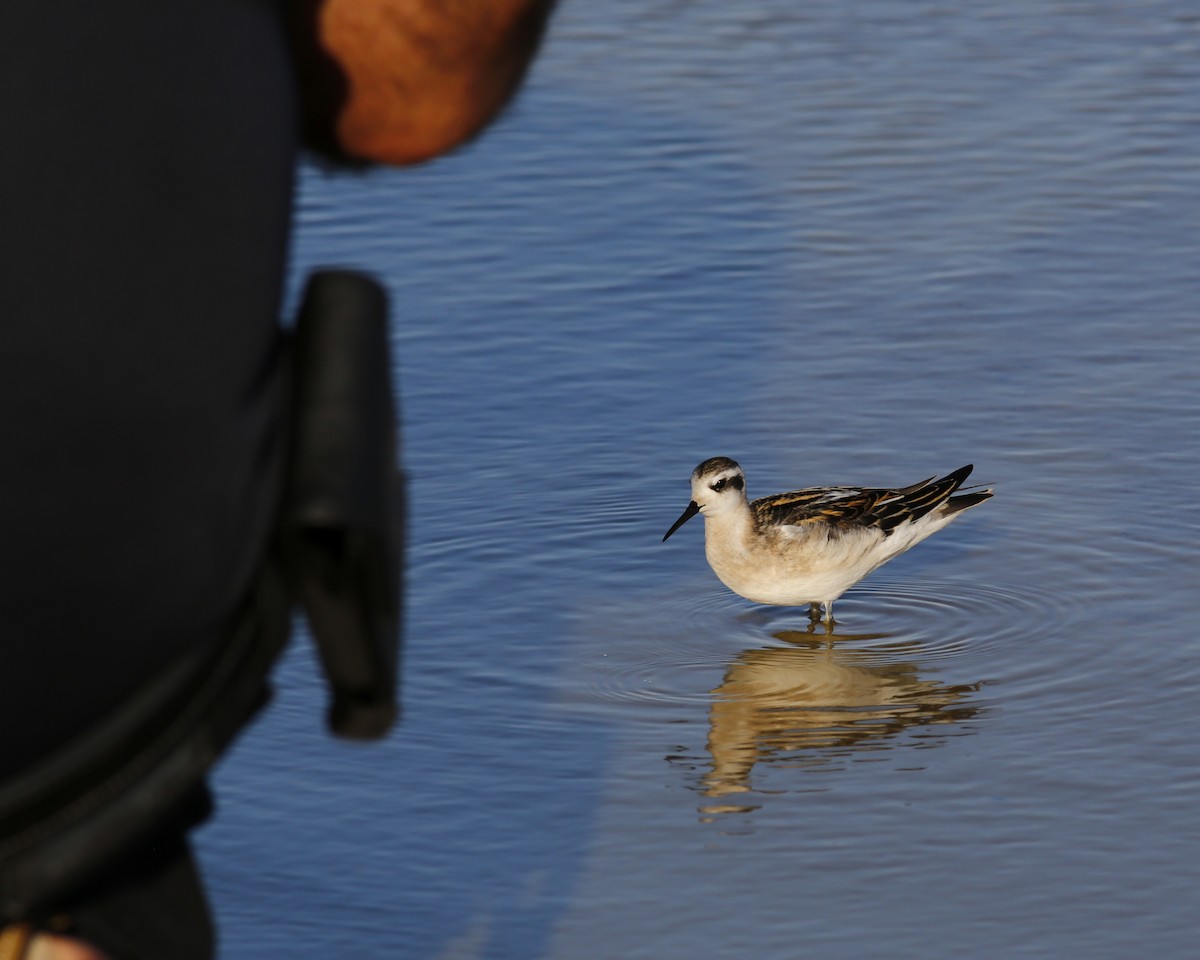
200 2 1200 957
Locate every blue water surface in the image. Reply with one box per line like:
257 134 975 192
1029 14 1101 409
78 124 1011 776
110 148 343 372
201 2 1200 957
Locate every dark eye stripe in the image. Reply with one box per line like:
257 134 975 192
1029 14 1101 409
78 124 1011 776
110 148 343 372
711 475 743 493
729 475 744 491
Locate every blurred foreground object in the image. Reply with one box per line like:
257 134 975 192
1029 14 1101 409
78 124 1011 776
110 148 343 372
290 0 556 165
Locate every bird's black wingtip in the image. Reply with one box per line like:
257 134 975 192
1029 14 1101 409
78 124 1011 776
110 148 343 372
944 464 974 488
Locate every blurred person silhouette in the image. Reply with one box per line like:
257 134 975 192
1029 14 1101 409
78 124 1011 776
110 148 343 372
0 2 555 958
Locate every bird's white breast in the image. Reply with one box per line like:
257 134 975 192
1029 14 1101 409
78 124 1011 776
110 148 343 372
702 513 921 605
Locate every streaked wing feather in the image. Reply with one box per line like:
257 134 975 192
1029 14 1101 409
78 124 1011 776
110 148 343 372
751 465 976 536
751 486 892 529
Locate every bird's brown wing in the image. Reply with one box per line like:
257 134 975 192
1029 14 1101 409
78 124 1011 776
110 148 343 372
751 465 978 536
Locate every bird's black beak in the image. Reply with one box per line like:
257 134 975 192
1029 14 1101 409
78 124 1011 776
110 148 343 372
662 500 700 542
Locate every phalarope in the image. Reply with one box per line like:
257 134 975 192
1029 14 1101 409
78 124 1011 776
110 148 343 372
663 458 992 623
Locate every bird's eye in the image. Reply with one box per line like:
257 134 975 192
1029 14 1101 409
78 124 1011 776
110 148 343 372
712 478 728 492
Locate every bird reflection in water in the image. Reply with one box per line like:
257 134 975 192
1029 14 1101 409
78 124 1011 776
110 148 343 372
694 625 982 816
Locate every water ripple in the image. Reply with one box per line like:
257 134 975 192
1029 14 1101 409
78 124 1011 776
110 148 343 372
567 571 1071 715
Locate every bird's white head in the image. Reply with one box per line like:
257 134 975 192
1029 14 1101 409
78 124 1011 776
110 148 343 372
662 457 747 541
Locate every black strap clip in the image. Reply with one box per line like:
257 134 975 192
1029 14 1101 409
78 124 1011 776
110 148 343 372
282 270 405 740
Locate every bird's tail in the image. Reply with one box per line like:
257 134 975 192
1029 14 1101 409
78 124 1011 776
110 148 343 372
941 465 993 516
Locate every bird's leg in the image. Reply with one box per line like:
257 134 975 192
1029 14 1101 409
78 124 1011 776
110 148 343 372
808 602 822 623
823 601 836 626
